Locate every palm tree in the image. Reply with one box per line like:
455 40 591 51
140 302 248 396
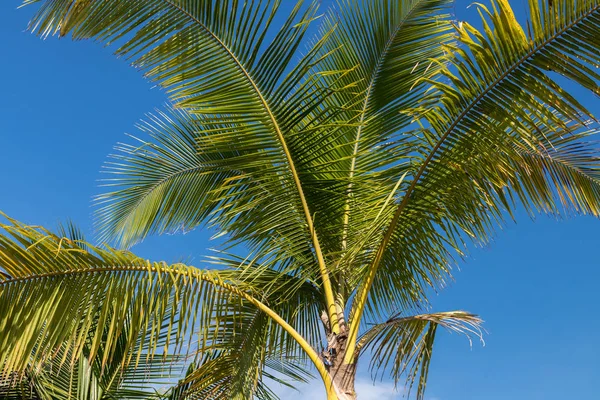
2 0 600 398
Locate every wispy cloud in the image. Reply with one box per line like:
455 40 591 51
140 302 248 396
273 378 404 399
354 379 404 400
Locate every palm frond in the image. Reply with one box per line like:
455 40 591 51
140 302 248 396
347 0 600 347
356 311 483 400
0 317 176 400
95 107 235 247
27 0 351 329
296 0 456 260
0 213 324 398
167 308 315 400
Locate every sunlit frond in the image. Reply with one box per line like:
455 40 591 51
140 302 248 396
168 307 315 400
95 107 234 247
28 0 355 331
349 0 600 336
300 0 456 262
0 213 321 398
356 311 483 400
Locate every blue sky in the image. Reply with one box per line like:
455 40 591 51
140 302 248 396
1 1 599 399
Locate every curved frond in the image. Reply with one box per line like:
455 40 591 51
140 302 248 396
95 108 235 246
0 213 326 398
356 311 483 400
298 0 455 260
26 0 320 249
382 0 600 292
167 307 315 400
346 0 600 358
26 0 348 329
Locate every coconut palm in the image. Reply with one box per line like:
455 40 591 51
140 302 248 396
3 0 600 398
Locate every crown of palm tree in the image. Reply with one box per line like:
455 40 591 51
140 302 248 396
2 0 600 399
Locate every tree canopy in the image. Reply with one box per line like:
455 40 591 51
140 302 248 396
2 0 600 398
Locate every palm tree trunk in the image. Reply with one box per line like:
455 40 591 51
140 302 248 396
330 361 357 399
321 329 357 400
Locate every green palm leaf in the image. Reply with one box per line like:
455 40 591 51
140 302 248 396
302 0 456 261
346 0 600 358
95 108 235 247
26 0 352 330
355 311 483 400
0 213 326 399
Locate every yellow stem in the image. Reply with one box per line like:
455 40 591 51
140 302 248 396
343 247 381 364
239 290 338 399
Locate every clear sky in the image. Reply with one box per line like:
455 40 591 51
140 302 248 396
1 1 599 399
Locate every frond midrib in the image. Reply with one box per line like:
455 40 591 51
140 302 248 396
0 264 202 286
373 3 600 273
164 0 337 328
341 0 432 251
344 3 600 363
